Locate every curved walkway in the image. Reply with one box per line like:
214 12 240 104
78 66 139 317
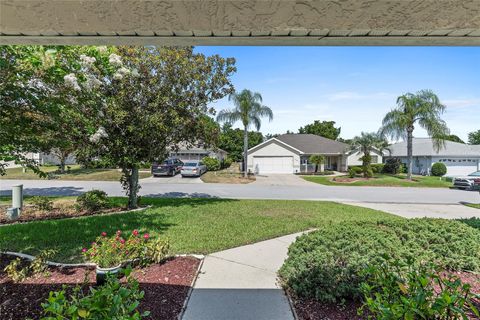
182 232 306 320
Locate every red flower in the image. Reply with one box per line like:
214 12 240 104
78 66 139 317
82 248 87 253
116 230 122 236
132 230 139 236
143 233 150 240
101 232 107 237
120 238 125 244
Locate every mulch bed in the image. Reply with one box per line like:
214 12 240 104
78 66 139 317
289 272 480 320
0 254 200 320
0 205 127 225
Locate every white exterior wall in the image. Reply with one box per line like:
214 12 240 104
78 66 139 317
247 141 300 173
347 150 383 166
393 156 480 176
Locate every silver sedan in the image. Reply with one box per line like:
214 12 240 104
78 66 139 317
181 161 207 177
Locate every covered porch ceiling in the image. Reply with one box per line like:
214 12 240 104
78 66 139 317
1 0 480 46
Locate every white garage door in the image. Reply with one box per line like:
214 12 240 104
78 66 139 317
444 160 479 176
253 156 294 174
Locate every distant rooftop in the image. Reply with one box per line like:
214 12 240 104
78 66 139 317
388 138 480 157
276 134 348 155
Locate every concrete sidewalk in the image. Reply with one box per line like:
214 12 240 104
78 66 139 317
344 202 480 219
182 232 305 320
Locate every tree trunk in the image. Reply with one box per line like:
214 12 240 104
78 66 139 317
59 152 67 174
122 167 139 209
406 126 414 180
243 126 248 178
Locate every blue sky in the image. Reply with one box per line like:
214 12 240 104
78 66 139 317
195 47 479 142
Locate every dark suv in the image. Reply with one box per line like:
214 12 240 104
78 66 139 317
152 158 184 177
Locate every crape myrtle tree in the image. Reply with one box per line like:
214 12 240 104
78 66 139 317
69 46 235 208
381 90 449 180
0 46 97 175
350 132 389 178
216 89 273 177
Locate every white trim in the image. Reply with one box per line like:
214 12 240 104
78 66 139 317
247 138 303 154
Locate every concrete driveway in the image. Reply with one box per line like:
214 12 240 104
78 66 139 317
143 174 203 184
253 174 314 186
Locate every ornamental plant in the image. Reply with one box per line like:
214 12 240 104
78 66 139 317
82 229 169 268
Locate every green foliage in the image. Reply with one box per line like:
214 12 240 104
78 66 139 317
382 158 404 174
468 130 480 145
459 217 480 230
202 157 221 171
348 168 356 178
218 124 263 162
221 157 233 169
75 190 109 213
309 155 325 172
359 258 479 319
442 134 465 144
279 219 480 303
298 121 341 140
40 268 149 320
371 163 384 174
350 132 388 178
381 90 449 179
4 249 57 282
431 162 447 176
83 230 169 268
31 196 54 211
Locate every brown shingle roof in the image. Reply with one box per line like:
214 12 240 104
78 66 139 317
276 134 348 154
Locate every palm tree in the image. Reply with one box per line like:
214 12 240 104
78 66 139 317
309 154 325 173
217 89 273 177
350 132 389 178
381 90 449 180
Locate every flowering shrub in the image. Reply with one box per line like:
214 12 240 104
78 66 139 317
83 230 169 268
41 268 149 319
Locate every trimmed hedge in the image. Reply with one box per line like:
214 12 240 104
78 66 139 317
279 219 480 303
431 162 447 176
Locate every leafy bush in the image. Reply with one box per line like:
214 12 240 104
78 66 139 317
41 268 149 319
30 196 54 211
348 168 356 178
371 163 384 174
348 166 363 175
431 162 447 176
359 257 479 319
75 189 109 212
4 249 57 282
83 230 169 268
221 157 233 169
279 219 480 303
382 158 404 174
202 157 221 171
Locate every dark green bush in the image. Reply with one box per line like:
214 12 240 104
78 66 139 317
202 157 221 171
279 219 480 303
30 196 54 211
75 189 110 212
221 157 233 169
359 258 479 319
41 268 149 319
382 158 404 174
431 162 447 176
348 166 363 175
371 163 384 174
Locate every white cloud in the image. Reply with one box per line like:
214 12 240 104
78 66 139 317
443 98 480 109
325 91 394 101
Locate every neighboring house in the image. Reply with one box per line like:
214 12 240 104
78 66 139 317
386 138 480 176
169 143 227 162
247 134 382 174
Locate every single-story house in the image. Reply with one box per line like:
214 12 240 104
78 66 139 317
385 138 480 176
247 134 383 174
169 143 227 162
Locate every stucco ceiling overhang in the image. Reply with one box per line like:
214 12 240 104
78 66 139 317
1 0 480 45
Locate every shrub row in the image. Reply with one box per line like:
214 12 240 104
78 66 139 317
279 219 480 303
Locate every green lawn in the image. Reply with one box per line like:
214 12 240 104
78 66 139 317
0 198 398 263
0 165 151 181
464 203 480 209
302 174 452 188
